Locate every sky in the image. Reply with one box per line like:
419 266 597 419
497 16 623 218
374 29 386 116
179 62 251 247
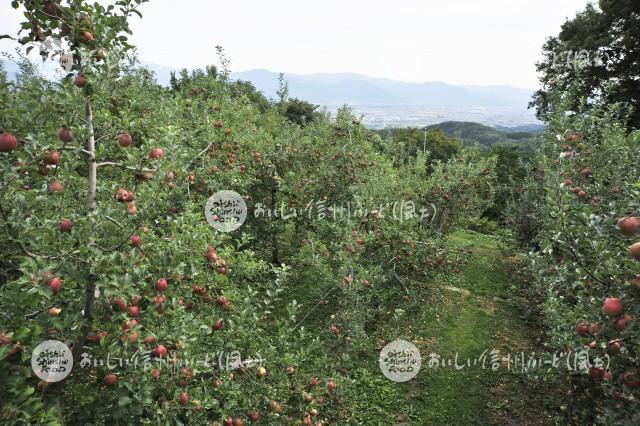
0 0 594 89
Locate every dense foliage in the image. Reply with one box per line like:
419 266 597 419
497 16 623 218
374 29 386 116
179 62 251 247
508 106 640 424
0 1 498 424
531 0 640 128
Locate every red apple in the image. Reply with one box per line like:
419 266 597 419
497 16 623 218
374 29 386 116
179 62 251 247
111 298 126 312
129 235 141 247
247 411 260 422
629 242 640 260
115 188 134 203
103 374 117 386
44 151 60 165
118 133 132 147
50 181 63 193
576 322 589 337
46 277 62 294
309 377 319 388
590 367 605 380
149 148 164 160
618 216 640 236
153 345 167 358
0 333 11 345
143 336 156 345
122 319 137 331
206 250 218 263
127 330 138 343
80 31 94 43
615 314 632 331
127 202 137 215
73 74 87 88
178 391 189 405
155 278 168 292
58 218 73 233
327 379 336 392
0 332 11 346
58 127 73 142
587 323 599 335
87 331 107 344
608 340 623 355
0 132 18 152
631 275 640 289
127 306 140 318
603 298 623 317
151 368 160 379
212 320 223 331
48 307 61 316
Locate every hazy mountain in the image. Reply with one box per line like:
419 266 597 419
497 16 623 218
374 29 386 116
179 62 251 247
1 59 541 128
230 69 534 109
227 69 540 128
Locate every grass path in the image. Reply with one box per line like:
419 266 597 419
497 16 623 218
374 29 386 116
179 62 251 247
360 230 561 425
413 230 553 424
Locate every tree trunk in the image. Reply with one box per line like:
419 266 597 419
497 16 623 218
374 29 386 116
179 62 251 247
72 98 97 360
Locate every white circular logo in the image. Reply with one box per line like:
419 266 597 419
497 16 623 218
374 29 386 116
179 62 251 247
31 340 74 382
379 339 421 382
205 190 247 232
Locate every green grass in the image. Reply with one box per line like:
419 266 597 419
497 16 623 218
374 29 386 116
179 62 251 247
446 230 513 298
349 230 563 425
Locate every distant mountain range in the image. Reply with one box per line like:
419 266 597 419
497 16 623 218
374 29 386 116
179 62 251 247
229 68 534 109
126 64 541 128
229 69 540 129
0 58 542 129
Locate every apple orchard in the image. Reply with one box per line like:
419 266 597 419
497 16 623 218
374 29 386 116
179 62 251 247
1 0 640 425
0 1 497 424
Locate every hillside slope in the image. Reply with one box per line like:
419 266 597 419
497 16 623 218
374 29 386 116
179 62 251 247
426 121 543 151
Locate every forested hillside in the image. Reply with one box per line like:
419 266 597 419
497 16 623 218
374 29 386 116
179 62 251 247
426 121 544 151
